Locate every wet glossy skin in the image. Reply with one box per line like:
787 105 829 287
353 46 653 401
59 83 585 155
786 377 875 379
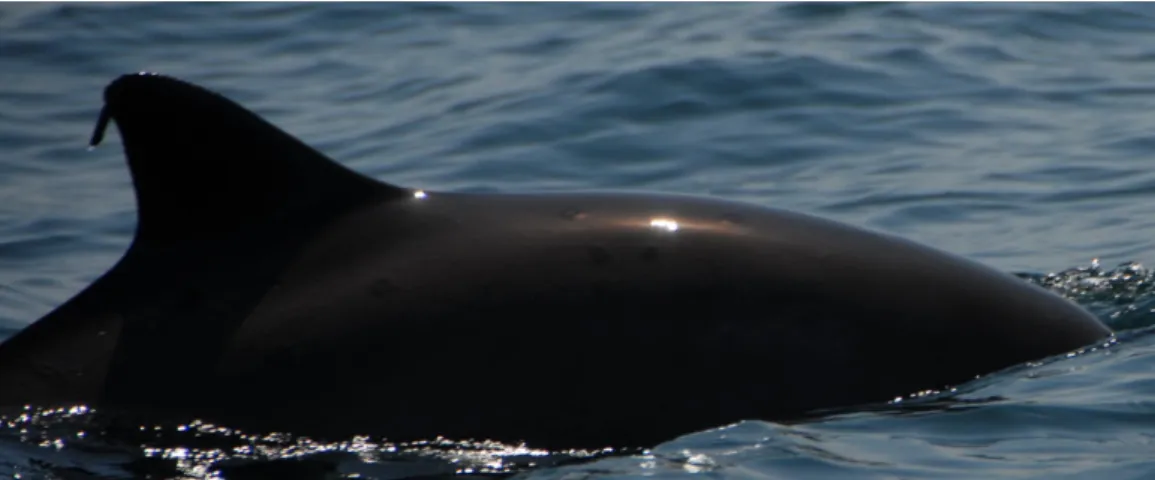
0 74 1111 450
202 189 1106 448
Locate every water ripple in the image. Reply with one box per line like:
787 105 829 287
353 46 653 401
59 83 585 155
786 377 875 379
3 3 1155 479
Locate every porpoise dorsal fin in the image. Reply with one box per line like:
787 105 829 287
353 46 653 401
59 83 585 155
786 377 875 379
91 73 408 248
86 73 415 404
0 74 411 405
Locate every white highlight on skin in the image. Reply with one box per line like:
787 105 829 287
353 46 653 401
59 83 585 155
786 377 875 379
650 218 679 232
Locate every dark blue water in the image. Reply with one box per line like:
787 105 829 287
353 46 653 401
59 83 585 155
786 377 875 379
3 3 1155 479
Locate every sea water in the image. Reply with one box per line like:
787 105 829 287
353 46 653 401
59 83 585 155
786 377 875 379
1 3 1154 479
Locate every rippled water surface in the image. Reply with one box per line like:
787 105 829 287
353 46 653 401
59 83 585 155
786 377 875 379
3 3 1155 479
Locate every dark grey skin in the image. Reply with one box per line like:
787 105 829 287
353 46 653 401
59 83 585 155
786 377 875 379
0 74 1111 450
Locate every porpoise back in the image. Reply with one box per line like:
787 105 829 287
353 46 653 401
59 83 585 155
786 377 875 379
0 74 1111 450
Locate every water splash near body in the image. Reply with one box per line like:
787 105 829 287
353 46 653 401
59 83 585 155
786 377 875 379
1019 260 1155 331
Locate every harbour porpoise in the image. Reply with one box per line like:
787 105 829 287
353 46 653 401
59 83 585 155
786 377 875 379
0 73 1111 450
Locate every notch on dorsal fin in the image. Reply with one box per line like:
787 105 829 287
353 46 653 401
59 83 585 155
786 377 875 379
91 73 408 248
